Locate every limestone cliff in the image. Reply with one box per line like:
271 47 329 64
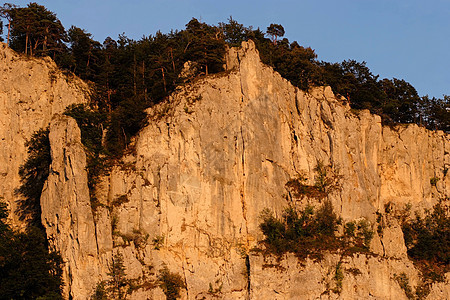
0 42 89 226
2 41 449 299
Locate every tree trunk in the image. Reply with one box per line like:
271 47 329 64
133 53 137 96
161 67 166 93
43 27 48 53
170 47 175 72
25 29 29 55
6 19 10 46
142 61 147 101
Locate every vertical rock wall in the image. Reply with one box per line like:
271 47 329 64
0 43 88 226
51 41 443 299
1 41 448 299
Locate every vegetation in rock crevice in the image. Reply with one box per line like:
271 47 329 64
258 200 374 260
285 162 341 200
400 199 449 283
158 265 186 300
16 127 51 227
92 252 156 300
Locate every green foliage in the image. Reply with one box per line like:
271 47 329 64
285 163 341 200
106 253 129 299
259 201 344 259
158 266 186 300
219 16 248 47
185 18 226 75
152 235 165 250
0 201 63 299
65 26 103 80
266 23 285 44
333 262 344 293
394 273 414 300
252 33 322 90
315 200 340 236
429 177 439 186
17 127 51 226
357 219 374 250
4 2 66 57
344 221 356 237
91 282 108 300
208 280 223 295
259 201 374 259
92 252 158 299
401 200 449 278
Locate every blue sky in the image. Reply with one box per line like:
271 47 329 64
10 0 450 98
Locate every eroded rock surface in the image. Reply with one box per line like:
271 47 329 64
80 41 447 299
0 43 88 226
1 41 448 299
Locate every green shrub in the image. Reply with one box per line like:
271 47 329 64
152 235 165 250
16 128 51 226
394 273 414 300
259 201 346 259
357 219 374 250
401 200 449 280
259 201 375 260
344 221 356 237
0 201 63 299
158 266 185 300
285 163 341 200
429 177 439 186
333 262 344 293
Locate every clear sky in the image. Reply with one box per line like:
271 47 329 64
9 0 450 98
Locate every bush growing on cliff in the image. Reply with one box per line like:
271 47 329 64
258 201 374 259
259 201 342 259
401 199 449 280
16 127 51 227
158 265 186 300
6 128 64 299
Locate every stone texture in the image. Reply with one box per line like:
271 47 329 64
0 43 88 227
41 115 101 299
88 40 447 299
2 41 449 299
249 253 419 300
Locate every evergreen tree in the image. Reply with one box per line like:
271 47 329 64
17 128 51 227
219 16 248 46
106 253 128 299
184 18 226 75
0 201 63 299
266 23 285 44
8 3 66 57
67 26 103 80
379 78 420 124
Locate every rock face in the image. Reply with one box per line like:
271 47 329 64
1 41 448 299
41 116 101 299
0 43 88 226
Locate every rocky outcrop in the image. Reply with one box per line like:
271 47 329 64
40 115 102 299
1 41 448 299
0 43 88 226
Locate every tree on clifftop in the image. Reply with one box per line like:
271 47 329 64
0 3 16 44
184 18 226 75
266 23 285 44
6 2 66 57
